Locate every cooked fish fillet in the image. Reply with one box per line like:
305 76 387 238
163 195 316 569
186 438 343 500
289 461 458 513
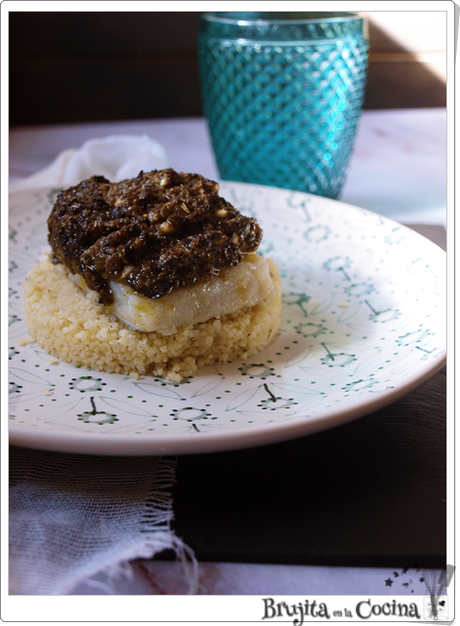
71 253 274 335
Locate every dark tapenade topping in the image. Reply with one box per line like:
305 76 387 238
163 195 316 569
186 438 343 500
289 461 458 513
47 169 262 305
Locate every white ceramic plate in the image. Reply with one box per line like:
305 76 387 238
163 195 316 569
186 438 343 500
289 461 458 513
9 182 446 456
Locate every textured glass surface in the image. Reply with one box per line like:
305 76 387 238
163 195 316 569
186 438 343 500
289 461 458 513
198 12 369 198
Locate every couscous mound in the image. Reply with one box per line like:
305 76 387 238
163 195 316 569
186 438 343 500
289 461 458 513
22 257 281 382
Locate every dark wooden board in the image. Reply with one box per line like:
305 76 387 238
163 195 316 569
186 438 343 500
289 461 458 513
173 366 446 568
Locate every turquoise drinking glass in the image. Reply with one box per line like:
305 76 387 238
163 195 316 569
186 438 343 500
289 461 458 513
198 12 369 199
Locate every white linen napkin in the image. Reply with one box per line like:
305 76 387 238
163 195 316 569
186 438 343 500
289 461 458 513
9 136 197 595
9 134 169 192
9 447 197 595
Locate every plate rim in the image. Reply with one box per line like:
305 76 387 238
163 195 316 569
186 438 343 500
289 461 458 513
9 356 445 456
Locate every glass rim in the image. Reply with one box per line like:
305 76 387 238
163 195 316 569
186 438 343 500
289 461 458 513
200 12 363 26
